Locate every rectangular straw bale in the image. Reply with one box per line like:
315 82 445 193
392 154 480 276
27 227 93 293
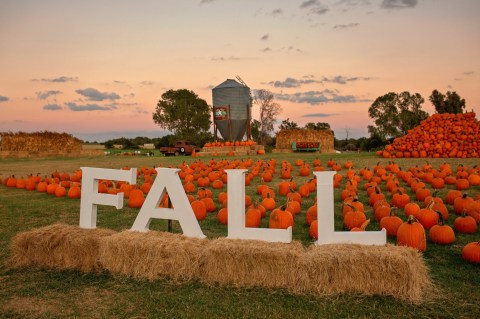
294 244 432 303
99 230 208 281
10 224 116 272
199 238 305 289
275 129 335 153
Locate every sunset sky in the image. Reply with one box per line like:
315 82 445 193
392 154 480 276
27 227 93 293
1 0 479 142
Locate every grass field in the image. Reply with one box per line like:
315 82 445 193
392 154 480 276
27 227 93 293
1 152 479 318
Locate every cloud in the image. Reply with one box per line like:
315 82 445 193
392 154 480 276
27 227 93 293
75 88 120 101
261 47 272 52
271 8 283 16
302 113 338 117
43 104 63 111
275 90 371 105
267 75 370 88
211 56 241 61
268 77 322 88
134 107 149 115
36 90 62 100
200 0 215 4
124 93 135 99
66 102 115 111
300 0 319 8
333 23 360 29
0 95 9 102
299 0 329 15
337 0 372 6
32 76 78 83
323 75 371 84
260 34 269 41
462 71 474 76
381 0 418 9
288 46 302 52
139 81 155 86
310 6 329 15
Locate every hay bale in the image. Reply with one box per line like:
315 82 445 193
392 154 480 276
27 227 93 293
200 238 304 289
0 131 82 152
275 129 334 153
294 244 432 303
10 224 116 272
99 231 208 281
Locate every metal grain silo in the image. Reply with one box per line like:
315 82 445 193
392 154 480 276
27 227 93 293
212 78 251 142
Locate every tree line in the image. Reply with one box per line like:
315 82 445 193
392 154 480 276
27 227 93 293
104 87 467 151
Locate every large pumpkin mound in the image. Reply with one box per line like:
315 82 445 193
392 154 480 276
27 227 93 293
378 112 479 158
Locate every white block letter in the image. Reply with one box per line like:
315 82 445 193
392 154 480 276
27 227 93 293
130 168 205 239
80 167 137 229
226 169 292 243
314 171 386 245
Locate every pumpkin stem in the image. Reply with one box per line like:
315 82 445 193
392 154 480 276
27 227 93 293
435 210 445 226
345 203 357 212
407 215 419 224
359 219 370 230
426 200 435 210
389 206 398 217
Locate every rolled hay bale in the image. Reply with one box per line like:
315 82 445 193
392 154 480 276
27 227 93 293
200 238 305 289
294 244 433 303
10 224 116 272
99 230 208 281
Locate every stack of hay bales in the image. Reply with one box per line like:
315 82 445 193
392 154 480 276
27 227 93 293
0 131 102 158
274 129 335 153
10 224 433 303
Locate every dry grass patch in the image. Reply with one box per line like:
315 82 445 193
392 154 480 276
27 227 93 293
2 296 63 318
10 223 116 272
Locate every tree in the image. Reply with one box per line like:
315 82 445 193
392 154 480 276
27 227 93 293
429 89 466 114
368 91 428 140
153 89 211 143
304 122 331 131
250 119 261 143
254 89 282 145
278 118 299 130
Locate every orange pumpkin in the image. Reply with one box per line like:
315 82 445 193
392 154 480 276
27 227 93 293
462 241 480 264
397 215 426 252
269 206 294 229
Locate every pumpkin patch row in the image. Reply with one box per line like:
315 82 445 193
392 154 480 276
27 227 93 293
1 158 479 263
377 112 480 158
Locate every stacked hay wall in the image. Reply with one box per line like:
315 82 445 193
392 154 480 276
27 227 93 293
0 131 103 158
275 129 334 153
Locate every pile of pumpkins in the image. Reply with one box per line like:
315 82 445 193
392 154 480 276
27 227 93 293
378 112 480 158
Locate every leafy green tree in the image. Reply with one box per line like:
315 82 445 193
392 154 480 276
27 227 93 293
153 89 211 142
368 91 428 140
429 90 466 114
304 122 331 131
278 118 299 130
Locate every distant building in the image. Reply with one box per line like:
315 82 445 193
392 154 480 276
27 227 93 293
141 143 156 150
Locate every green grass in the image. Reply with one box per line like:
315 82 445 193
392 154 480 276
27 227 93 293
0 152 479 318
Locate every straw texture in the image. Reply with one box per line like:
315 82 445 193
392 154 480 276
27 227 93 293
10 223 115 272
99 230 208 281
